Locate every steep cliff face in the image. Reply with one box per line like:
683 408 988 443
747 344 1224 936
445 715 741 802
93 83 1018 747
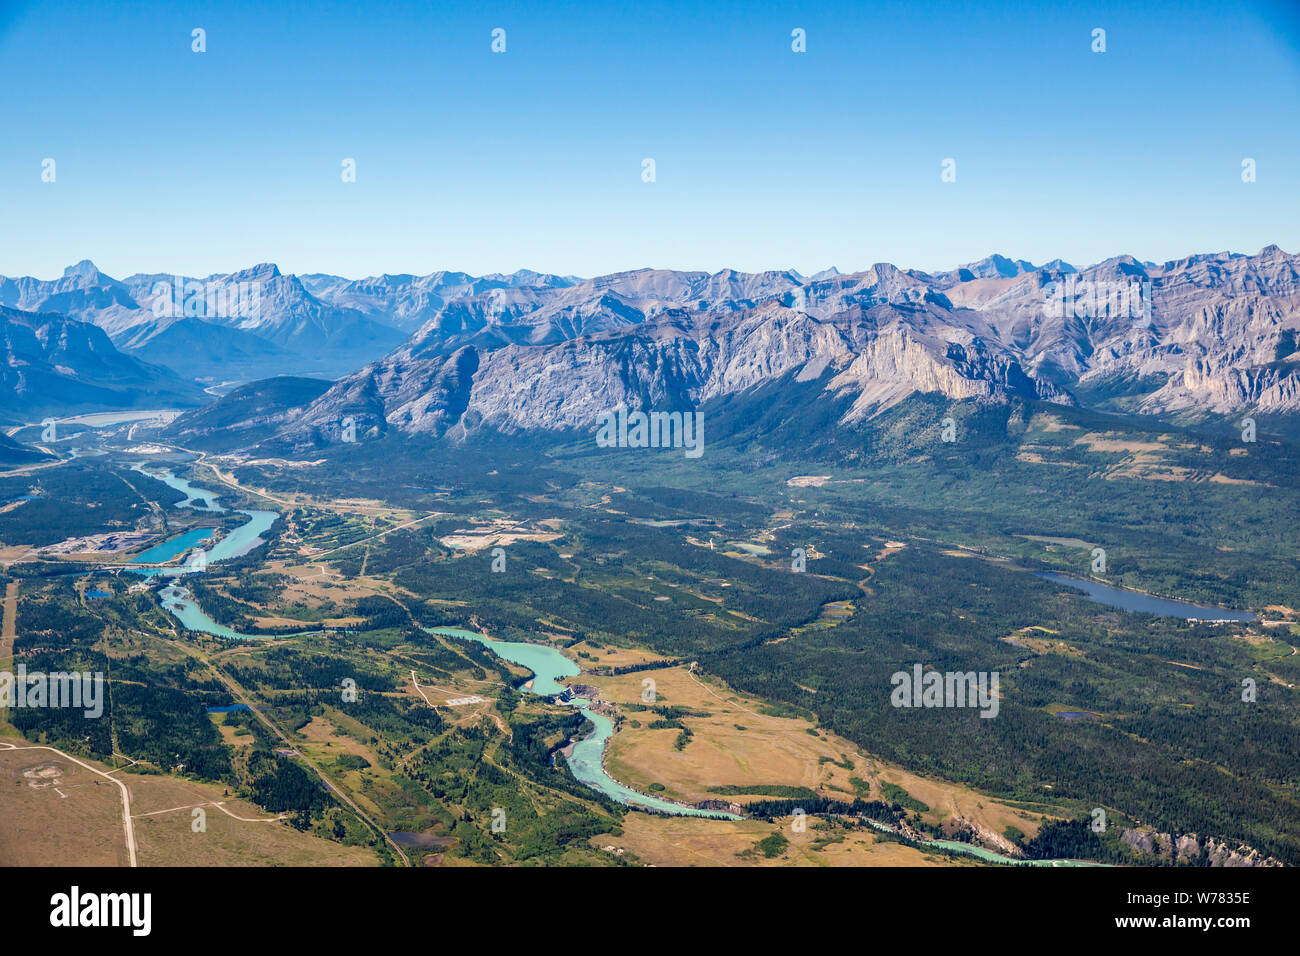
88 244 1300 445
828 324 1069 420
278 298 1067 445
1120 828 1282 867
380 245 1300 425
954 248 1300 415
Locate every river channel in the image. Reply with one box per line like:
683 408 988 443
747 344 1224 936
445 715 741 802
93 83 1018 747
123 462 1102 860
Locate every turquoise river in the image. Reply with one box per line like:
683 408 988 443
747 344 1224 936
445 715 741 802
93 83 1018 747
122 461 1097 862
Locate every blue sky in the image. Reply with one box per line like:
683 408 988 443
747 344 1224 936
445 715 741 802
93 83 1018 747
1 0 1297 279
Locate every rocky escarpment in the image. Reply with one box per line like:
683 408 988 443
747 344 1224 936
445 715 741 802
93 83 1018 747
43 245 1298 439
1121 827 1282 867
277 299 1069 445
274 245 1299 446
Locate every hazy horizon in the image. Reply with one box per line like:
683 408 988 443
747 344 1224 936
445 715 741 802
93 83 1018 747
9 240 1295 286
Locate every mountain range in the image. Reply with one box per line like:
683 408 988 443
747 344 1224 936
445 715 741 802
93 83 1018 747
0 305 202 420
4 246 1298 448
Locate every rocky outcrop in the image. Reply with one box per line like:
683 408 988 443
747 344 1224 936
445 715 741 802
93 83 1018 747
12 246 1299 429
275 245 1299 444
278 298 1069 445
1120 827 1282 867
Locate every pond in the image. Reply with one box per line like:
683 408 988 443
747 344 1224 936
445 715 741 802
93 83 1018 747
1034 572 1254 622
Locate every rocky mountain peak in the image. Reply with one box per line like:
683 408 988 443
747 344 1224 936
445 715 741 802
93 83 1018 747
62 259 103 281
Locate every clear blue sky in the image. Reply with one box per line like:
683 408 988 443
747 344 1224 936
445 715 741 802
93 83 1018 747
2 0 1297 279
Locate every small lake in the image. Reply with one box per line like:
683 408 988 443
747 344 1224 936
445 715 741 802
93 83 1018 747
1055 711 1101 721
206 510 278 563
130 528 214 565
1034 572 1255 622
428 627 579 695
120 465 294 639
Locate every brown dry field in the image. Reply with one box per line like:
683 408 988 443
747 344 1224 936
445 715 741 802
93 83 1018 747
0 734 378 866
0 745 129 866
291 709 402 822
132 774 378 867
0 545 31 566
1 579 17 661
570 640 670 671
251 614 366 629
595 815 972 867
1016 534 1096 549
588 664 1052 858
786 475 832 488
1028 413 1073 433
214 715 256 750
1207 473 1258 485
205 556 444 632
1015 450 1083 467
1065 431 1261 485
1002 631 1085 659
1075 432 1169 454
248 559 402 621
440 530 561 552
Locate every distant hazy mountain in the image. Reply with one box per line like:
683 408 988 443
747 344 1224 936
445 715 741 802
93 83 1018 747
120 264 408 373
114 314 298 382
0 261 411 381
392 267 810 357
0 261 601 383
934 254 1040 285
0 306 203 420
299 269 581 333
17 245 1300 436
0 260 141 332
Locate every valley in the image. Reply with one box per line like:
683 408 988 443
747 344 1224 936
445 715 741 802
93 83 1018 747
1 1 1293 940
2 388 1296 867
2 246 1299 870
